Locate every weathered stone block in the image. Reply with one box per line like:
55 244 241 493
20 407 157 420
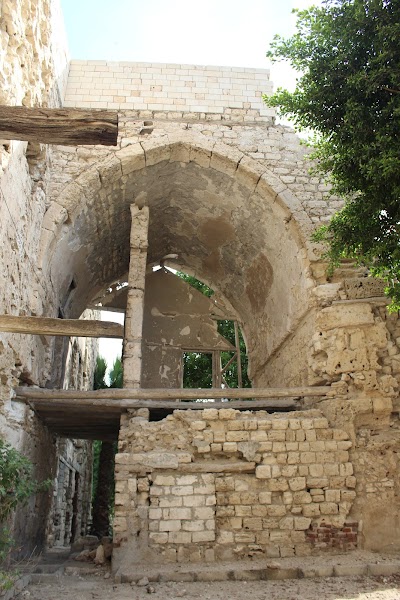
159 497 182 508
288 477 306 491
194 507 215 520
191 420 207 431
302 504 321 517
320 502 339 515
267 505 286 517
171 485 194 496
226 431 250 442
182 520 205 532
259 492 272 504
325 489 341 503
169 508 192 520
219 409 237 420
317 303 374 331
160 520 182 532
271 419 288 430
293 491 312 504
255 465 271 479
149 508 162 520
339 463 354 476
175 475 198 486
149 532 168 544
223 442 238 452
279 517 294 530
168 531 192 544
203 408 219 420
192 531 215 543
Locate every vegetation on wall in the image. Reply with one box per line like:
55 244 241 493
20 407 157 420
264 0 400 307
0 440 51 590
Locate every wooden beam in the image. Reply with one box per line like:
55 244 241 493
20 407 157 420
0 106 118 146
15 385 332 401
22 398 299 410
0 315 124 338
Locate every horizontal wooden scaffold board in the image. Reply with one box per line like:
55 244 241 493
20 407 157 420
16 398 300 411
0 106 118 146
15 386 331 401
0 315 124 338
16 386 332 409
15 386 331 440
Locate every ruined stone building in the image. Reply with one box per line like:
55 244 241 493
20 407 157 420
1 0 400 577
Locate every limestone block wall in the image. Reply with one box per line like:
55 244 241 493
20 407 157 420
113 408 357 573
0 0 98 556
47 439 93 547
64 61 274 118
0 0 70 439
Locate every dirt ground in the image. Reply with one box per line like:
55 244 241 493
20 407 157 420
22 573 400 600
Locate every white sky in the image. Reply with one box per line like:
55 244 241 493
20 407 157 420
61 0 321 92
60 0 320 374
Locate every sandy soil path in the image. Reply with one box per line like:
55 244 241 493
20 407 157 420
22 573 400 600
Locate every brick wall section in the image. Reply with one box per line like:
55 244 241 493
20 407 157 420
64 61 275 117
113 408 357 565
306 521 358 551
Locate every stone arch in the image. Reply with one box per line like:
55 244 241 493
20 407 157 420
39 135 318 381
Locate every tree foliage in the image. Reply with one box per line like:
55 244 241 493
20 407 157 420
91 356 121 537
0 440 51 526
0 439 51 587
265 0 400 307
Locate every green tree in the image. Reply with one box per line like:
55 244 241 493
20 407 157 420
91 356 121 538
265 0 400 306
0 440 51 590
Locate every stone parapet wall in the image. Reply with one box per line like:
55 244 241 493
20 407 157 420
113 408 357 571
64 61 274 118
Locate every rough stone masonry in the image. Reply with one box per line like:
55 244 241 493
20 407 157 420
1 0 400 572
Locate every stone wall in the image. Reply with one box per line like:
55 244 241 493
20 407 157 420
0 0 96 557
64 61 274 117
113 408 357 575
43 115 341 383
0 0 69 107
47 439 93 548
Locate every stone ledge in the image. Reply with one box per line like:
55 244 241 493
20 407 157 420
114 556 400 583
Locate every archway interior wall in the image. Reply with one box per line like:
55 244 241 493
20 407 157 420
45 140 315 382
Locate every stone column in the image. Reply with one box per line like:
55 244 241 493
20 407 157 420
122 205 149 388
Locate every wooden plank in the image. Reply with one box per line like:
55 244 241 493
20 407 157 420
15 385 331 401
23 398 298 410
0 106 118 146
0 315 124 338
